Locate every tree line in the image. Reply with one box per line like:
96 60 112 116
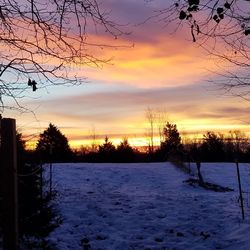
24 123 250 163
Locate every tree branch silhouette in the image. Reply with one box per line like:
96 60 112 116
146 0 250 98
0 0 125 111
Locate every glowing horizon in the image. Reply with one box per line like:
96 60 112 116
24 121 250 151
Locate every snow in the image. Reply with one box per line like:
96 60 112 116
45 162 250 250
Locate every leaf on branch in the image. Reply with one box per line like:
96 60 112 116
213 15 220 23
196 24 200 35
244 29 250 36
224 2 231 9
186 14 193 20
188 0 200 6
187 0 199 11
32 83 37 92
188 4 199 12
219 13 224 19
191 25 196 42
179 10 187 20
28 79 38 92
217 7 224 15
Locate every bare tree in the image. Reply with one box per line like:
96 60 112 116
0 0 124 111
155 108 168 144
147 0 250 98
90 125 98 152
145 107 156 154
145 107 169 153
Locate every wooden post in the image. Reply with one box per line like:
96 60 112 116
0 118 19 249
196 161 204 184
236 161 245 220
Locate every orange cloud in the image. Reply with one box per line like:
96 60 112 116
68 33 217 89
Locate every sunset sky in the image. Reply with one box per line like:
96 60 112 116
3 0 250 149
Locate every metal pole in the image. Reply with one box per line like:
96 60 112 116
49 144 53 198
40 162 43 200
236 161 245 220
0 118 19 249
49 162 52 198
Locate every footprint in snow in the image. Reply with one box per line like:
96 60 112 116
96 234 108 240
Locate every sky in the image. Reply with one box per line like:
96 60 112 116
3 0 250 149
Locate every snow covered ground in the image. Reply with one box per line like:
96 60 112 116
46 162 250 250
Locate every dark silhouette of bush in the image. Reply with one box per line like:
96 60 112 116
116 139 136 162
98 136 116 162
17 133 62 244
158 122 184 161
36 123 72 163
200 132 225 162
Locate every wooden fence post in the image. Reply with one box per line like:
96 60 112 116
0 118 19 249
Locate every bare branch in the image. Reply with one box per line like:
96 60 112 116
148 0 250 98
0 0 126 111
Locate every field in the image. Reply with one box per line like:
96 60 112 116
45 162 250 250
